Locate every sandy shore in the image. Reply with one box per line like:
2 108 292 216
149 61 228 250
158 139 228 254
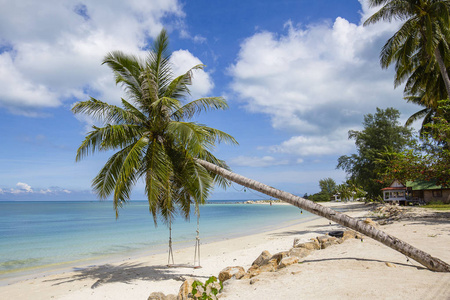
1 202 449 299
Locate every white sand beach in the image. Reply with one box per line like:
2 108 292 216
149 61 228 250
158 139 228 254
1 202 449 300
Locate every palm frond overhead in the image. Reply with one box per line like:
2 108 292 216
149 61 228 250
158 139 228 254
73 29 237 224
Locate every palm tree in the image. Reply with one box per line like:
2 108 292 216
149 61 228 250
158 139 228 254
364 0 450 101
72 29 237 224
73 29 450 272
197 159 450 272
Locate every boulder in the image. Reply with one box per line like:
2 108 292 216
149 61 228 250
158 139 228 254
295 241 320 251
278 257 299 269
148 292 167 300
218 266 246 282
342 230 363 241
288 247 311 259
177 278 196 300
252 250 271 266
243 265 261 279
259 258 278 272
270 251 289 264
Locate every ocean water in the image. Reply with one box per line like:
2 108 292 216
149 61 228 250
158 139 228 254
0 200 313 281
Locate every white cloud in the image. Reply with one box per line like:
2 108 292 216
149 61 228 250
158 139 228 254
229 155 290 167
229 0 415 158
6 182 73 195
170 50 215 99
0 0 184 115
270 134 355 156
12 182 33 194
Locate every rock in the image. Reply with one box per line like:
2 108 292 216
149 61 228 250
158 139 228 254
342 230 358 241
259 259 278 272
295 241 320 251
218 266 246 282
249 278 260 285
243 265 261 279
252 250 272 266
177 278 196 300
318 236 339 249
316 235 329 244
148 292 167 300
288 247 311 259
270 251 289 264
278 257 299 269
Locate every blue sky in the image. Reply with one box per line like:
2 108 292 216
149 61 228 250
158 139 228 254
0 0 418 201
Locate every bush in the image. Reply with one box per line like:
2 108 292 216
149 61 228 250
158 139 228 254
191 276 223 300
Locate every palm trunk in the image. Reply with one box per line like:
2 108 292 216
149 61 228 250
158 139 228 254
198 159 450 272
434 47 450 101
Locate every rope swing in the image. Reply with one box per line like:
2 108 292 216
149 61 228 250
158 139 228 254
193 205 202 268
167 221 175 267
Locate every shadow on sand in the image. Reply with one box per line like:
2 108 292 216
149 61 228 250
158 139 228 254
44 262 209 289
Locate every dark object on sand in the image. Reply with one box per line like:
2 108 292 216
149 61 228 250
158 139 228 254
328 231 344 238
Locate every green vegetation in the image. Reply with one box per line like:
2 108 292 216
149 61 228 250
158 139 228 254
364 0 450 133
72 29 237 222
337 108 413 198
382 100 450 186
363 1 450 193
309 178 336 202
422 202 450 210
192 276 223 300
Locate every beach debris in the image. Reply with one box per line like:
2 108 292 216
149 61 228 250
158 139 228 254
385 262 396 268
364 218 379 228
218 266 246 282
328 230 344 238
371 204 406 222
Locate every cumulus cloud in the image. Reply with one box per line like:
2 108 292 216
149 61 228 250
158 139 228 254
229 0 414 157
170 50 215 99
0 0 187 115
229 155 290 167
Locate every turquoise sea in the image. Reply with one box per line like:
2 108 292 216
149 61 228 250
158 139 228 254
0 200 314 282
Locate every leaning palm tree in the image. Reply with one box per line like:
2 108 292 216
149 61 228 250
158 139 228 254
364 0 450 100
73 29 450 272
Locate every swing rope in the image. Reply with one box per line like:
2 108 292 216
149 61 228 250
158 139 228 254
167 222 174 267
193 205 202 268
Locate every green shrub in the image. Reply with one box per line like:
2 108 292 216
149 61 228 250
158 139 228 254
191 276 223 300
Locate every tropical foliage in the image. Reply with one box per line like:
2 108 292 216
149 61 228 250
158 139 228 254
364 0 450 100
337 108 413 198
381 100 450 186
72 29 237 223
308 178 336 202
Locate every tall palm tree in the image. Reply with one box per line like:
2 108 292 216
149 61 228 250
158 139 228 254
72 29 237 224
73 29 450 272
364 0 450 100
